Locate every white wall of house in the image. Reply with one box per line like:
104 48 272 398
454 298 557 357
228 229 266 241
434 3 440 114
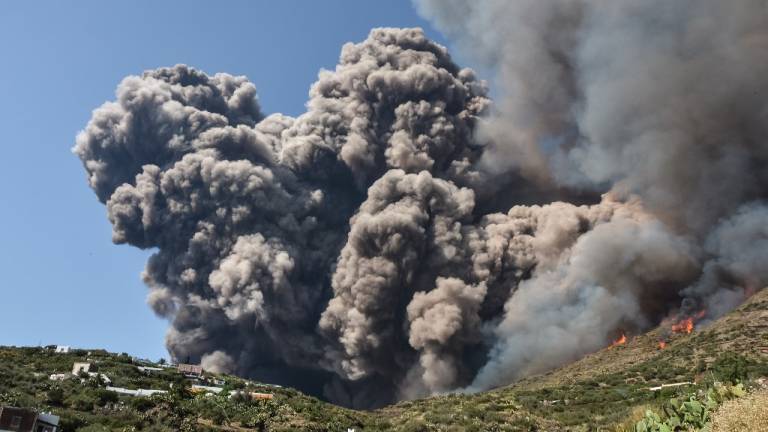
72 362 91 375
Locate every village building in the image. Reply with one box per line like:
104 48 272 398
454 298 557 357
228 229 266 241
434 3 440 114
105 387 167 397
86 373 112 385
191 385 224 395
229 391 274 400
0 407 59 432
64 363 111 384
53 346 70 354
177 363 203 377
137 366 164 374
71 362 91 375
48 374 69 382
34 413 59 432
0 407 35 432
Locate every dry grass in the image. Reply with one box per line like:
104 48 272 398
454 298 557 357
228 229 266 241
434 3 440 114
611 404 656 432
711 389 768 432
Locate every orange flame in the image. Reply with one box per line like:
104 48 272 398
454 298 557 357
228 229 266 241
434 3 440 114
669 309 706 335
672 317 694 334
611 333 627 347
658 340 667 349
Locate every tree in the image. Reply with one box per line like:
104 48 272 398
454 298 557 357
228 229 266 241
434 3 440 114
95 389 118 406
170 378 192 400
46 387 65 406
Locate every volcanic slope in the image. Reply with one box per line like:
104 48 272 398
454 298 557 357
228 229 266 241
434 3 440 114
1 288 766 431
377 287 768 430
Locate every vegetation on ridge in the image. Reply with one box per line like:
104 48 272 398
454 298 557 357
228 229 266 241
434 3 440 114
1 288 767 431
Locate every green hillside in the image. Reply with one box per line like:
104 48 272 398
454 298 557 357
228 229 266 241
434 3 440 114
0 348 372 431
2 288 767 431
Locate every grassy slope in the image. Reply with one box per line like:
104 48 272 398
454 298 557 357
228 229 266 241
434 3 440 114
0 348 372 431
1 288 766 431
378 287 768 431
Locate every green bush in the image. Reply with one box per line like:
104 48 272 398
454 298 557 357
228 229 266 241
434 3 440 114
67 393 97 411
400 419 429 432
46 387 65 406
94 389 118 406
130 396 155 412
58 414 87 431
633 383 746 432
712 353 751 383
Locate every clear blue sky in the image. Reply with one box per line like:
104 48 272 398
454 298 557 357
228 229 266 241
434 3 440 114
0 1 458 361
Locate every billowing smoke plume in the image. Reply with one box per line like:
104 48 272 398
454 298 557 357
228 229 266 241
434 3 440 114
416 0 768 390
75 7 768 407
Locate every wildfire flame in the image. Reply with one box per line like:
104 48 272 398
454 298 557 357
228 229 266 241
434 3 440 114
611 333 627 347
658 340 667 349
670 310 706 335
672 317 694 334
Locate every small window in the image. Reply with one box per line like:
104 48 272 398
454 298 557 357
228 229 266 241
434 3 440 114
10 415 22 428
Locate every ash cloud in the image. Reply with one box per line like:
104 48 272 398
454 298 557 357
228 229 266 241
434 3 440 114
416 0 768 391
75 10 768 407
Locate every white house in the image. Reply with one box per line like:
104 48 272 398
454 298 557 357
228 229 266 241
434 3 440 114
72 362 91 375
48 374 69 381
137 366 164 374
191 385 224 394
105 387 167 397
85 373 112 385
54 346 70 354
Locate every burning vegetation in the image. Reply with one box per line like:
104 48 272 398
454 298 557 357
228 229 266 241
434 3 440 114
611 334 627 348
672 318 695 335
672 310 707 335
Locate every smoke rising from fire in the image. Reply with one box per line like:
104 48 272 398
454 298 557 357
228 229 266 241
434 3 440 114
416 0 768 391
75 2 768 406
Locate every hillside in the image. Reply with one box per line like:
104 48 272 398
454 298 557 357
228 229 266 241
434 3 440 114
0 348 373 431
380 287 768 430
1 288 767 431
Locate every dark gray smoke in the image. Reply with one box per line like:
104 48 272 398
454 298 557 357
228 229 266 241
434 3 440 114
416 0 768 391
75 10 768 406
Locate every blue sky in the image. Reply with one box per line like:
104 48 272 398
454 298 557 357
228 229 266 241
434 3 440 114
0 1 458 361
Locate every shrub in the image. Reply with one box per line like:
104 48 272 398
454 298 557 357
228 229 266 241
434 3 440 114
633 383 746 432
67 393 96 411
46 387 65 406
58 414 87 431
400 419 429 432
712 353 751 383
130 396 155 412
95 389 118 406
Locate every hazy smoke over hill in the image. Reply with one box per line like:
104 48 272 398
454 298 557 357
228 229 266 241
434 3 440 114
75 2 768 406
